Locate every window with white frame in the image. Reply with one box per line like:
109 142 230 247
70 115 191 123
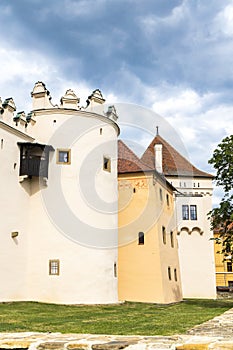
182 205 189 220
190 205 197 220
182 205 197 220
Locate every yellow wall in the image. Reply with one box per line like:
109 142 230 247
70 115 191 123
118 172 183 304
214 232 233 287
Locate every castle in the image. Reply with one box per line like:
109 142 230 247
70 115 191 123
0 82 216 304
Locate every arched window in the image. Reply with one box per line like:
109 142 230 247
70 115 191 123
162 226 166 244
174 268 177 281
168 267 171 280
138 232 144 245
170 231 174 248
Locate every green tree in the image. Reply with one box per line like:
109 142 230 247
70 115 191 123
208 135 233 257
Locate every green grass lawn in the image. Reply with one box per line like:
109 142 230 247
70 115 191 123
0 299 232 336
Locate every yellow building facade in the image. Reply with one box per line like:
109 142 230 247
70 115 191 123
214 230 233 289
118 141 183 304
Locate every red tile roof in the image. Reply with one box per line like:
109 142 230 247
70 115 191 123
141 135 213 178
118 140 153 174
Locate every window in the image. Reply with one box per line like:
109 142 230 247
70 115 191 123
138 232 144 245
49 259 60 275
103 156 111 172
174 268 177 281
162 226 166 244
57 149 71 164
182 205 197 220
182 205 189 220
166 194 169 207
170 231 174 248
168 267 171 280
190 205 197 220
160 188 163 201
114 262 117 277
228 281 233 287
227 262 233 272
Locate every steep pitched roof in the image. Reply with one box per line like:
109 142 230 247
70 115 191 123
118 140 153 174
141 134 213 178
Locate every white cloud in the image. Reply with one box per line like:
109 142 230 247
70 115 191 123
0 46 98 112
152 89 202 116
139 1 188 35
213 3 233 37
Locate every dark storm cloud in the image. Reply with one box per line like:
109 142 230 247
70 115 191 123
1 0 232 96
1 0 233 206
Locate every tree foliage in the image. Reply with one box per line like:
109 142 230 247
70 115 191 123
208 135 233 258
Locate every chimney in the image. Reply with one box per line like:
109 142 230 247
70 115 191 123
154 144 163 173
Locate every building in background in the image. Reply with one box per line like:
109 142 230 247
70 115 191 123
214 228 233 290
118 140 183 304
141 134 216 299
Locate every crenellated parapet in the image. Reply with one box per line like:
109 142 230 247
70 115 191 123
31 81 54 110
0 82 119 139
2 97 16 123
60 89 80 110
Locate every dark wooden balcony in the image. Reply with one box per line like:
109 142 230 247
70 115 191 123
18 142 54 179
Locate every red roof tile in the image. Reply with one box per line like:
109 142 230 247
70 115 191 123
141 135 213 178
118 140 153 174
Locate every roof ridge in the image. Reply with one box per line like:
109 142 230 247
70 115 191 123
141 134 213 178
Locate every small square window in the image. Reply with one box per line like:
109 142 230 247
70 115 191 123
103 156 111 172
49 259 60 275
57 149 71 164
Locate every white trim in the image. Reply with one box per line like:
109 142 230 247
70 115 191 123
0 121 34 141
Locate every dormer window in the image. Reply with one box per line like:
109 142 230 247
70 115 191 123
18 142 54 178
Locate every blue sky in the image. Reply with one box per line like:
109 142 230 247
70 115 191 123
1 0 233 204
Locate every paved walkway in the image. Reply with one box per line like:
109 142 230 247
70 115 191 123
0 308 232 349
